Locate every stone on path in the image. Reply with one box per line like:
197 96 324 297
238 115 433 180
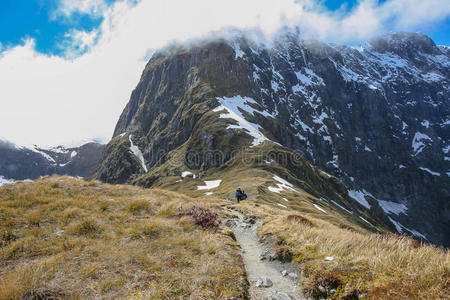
270 291 292 300
256 277 273 287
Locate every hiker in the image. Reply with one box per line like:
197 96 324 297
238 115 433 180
236 188 247 203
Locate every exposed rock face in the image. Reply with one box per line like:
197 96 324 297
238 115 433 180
0 140 104 180
95 32 449 246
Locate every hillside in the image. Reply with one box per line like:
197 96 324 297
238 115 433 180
94 31 449 246
0 177 448 299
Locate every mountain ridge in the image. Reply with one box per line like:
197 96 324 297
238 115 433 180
93 31 449 246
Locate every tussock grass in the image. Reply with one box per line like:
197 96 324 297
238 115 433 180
258 211 450 299
0 176 247 299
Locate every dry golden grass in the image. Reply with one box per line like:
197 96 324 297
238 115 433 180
0 176 247 299
257 210 450 299
1 175 448 299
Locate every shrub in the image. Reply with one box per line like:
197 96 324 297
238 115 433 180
287 214 313 226
178 206 219 230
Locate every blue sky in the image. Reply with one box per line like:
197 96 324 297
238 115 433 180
0 0 449 147
1 0 449 58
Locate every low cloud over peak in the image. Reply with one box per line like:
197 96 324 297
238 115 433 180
0 0 449 146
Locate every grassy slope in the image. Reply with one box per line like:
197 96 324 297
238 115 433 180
0 176 448 299
135 141 387 234
131 140 449 299
0 176 246 299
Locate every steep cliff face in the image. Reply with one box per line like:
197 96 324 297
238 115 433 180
0 140 104 180
95 32 449 246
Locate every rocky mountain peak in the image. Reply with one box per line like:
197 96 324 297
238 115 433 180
96 31 449 247
367 32 442 58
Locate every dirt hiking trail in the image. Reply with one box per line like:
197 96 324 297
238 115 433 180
226 208 303 300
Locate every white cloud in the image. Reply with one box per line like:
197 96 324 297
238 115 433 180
60 29 99 58
0 0 449 147
53 0 107 18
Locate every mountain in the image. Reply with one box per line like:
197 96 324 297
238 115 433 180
0 140 105 180
94 31 449 246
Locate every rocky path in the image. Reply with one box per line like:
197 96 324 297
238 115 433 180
227 208 302 300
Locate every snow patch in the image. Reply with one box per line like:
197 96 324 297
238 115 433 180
295 68 324 86
231 41 245 59
359 216 374 227
204 192 213 196
27 146 56 164
421 120 430 128
48 146 69 154
388 216 403 233
129 135 148 173
70 151 77 158
271 81 280 91
388 217 428 240
214 96 275 147
330 200 353 214
268 175 297 194
348 190 371 209
181 171 196 179
197 180 222 190
419 167 440 176
378 200 408 215
313 203 327 214
0 177 33 187
277 203 287 208
0 176 15 187
412 132 432 156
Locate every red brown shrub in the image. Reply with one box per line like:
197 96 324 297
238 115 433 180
287 214 313 226
178 206 220 230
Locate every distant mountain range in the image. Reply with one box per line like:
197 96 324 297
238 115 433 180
0 140 104 180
